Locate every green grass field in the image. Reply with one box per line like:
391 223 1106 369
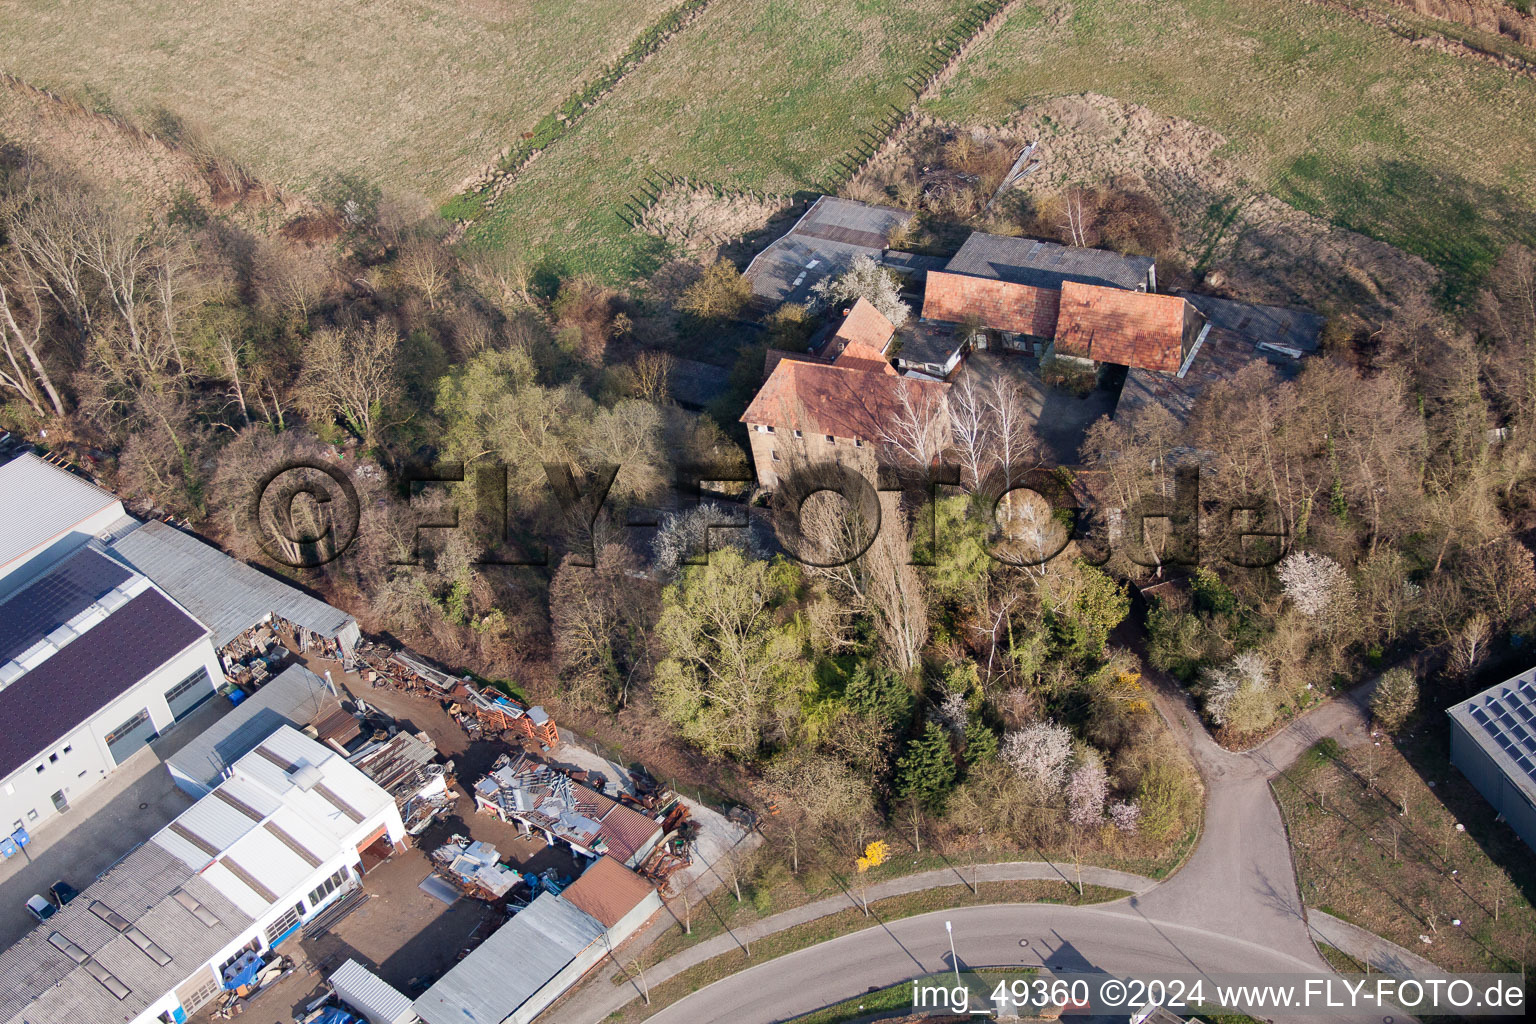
927 0 1536 301
0 0 676 195
9 0 1535 299
463 0 980 281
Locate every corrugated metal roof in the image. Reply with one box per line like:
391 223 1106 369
329 959 417 1024
109 520 356 648
413 894 603 1024
168 664 336 792
0 842 251 1024
153 726 394 916
0 453 122 571
1450 668 1536 808
744 196 915 305
945 232 1154 292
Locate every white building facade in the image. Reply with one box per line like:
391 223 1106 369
0 546 224 836
0 727 405 1024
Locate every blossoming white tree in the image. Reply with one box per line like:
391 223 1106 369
1066 751 1109 826
811 254 910 327
1001 720 1073 797
1278 550 1352 617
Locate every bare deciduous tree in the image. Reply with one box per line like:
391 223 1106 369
295 319 402 444
879 378 948 471
0 255 65 415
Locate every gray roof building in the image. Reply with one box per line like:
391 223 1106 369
1116 294 1322 428
744 196 915 306
0 841 252 1024
109 520 359 651
0 547 209 779
166 663 337 796
1449 668 1536 852
0 453 128 587
945 232 1156 293
413 893 606 1024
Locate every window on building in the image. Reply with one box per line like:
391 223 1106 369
854 439 864 447
770 450 780 461
34 764 44 774
81 959 130 1000
308 865 351 907
62 745 71 755
825 435 835 444
26 808 38 822
49 753 58 763
264 902 305 945
765 425 775 433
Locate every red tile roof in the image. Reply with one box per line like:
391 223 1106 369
832 297 896 352
562 855 656 928
833 338 897 375
596 802 663 865
921 270 1061 337
1054 281 1194 373
741 359 947 441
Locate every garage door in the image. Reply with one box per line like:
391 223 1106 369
164 667 215 721
104 709 156 765
176 966 222 1015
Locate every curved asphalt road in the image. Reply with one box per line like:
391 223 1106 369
641 675 1382 1024
646 901 1390 1024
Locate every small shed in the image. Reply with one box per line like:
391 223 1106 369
329 959 419 1024
560 855 662 947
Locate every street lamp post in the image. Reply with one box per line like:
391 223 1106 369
945 920 960 988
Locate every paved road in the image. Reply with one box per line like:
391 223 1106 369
629 674 1383 1024
550 862 1155 1024
1128 668 1373 961
645 902 1392 1024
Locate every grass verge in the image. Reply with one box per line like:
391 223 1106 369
1273 730 1536 972
604 880 1127 1023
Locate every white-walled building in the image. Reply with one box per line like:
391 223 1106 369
0 453 132 594
0 544 224 834
0 727 405 1024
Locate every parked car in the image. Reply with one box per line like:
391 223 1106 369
48 881 79 908
25 895 56 922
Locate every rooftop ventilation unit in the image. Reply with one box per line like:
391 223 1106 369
288 763 324 792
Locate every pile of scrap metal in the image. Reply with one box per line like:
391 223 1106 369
402 786 458 836
353 647 562 748
474 754 613 856
430 836 523 901
446 683 559 748
209 951 296 1018
348 726 454 803
638 817 697 890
